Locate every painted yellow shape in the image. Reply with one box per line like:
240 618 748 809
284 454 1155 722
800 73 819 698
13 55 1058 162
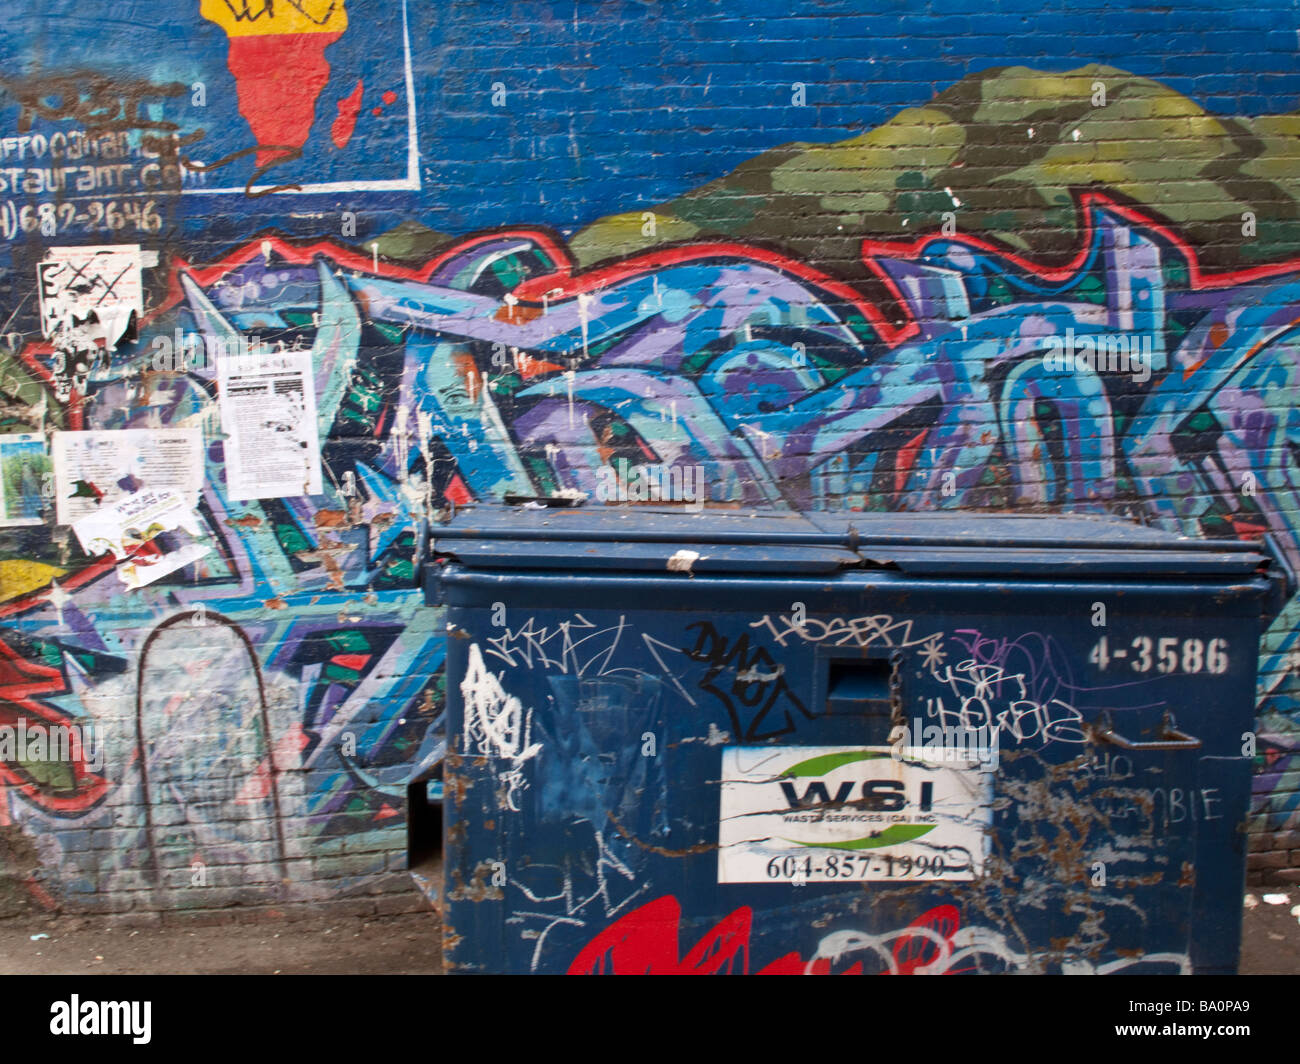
200 0 347 37
570 211 701 267
772 106 964 198
973 63 1129 124
0 559 67 603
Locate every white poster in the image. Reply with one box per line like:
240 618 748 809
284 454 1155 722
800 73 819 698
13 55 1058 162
217 341 322 500
38 245 144 348
718 745 993 884
71 488 210 590
52 429 204 526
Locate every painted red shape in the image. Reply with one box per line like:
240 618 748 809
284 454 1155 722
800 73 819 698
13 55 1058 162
519 357 565 380
754 951 803 974
235 758 274 803
568 895 751 974
330 653 371 671
382 90 397 106
892 903 961 974
894 427 929 496
0 638 63 703
224 32 344 168
331 78 365 149
444 474 473 507
0 637 109 813
570 895 964 975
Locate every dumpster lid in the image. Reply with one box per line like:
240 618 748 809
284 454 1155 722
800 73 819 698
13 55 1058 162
428 506 1272 578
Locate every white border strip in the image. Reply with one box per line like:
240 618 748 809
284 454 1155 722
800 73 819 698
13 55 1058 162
186 0 420 195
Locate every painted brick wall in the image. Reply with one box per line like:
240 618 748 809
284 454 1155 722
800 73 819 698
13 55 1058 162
1 0 1299 925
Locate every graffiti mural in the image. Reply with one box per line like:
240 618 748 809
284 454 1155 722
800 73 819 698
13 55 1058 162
1 8 1299 911
0 188 1297 908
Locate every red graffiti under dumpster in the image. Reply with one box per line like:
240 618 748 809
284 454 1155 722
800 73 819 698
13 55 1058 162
567 895 964 975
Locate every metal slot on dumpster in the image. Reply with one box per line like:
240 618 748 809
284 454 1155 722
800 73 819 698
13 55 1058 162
826 658 893 706
823 657 897 745
425 506 1284 975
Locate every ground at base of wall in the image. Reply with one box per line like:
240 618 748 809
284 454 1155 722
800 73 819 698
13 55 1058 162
0 910 442 975
1 900 1298 975
1239 898 1300 975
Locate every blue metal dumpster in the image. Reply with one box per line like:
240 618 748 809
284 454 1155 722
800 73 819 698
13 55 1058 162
426 507 1285 974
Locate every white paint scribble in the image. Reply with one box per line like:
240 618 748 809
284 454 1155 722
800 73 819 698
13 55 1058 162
751 611 943 653
461 643 542 809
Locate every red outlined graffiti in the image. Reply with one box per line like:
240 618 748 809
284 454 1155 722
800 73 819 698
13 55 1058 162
567 895 965 975
0 637 109 814
567 894 751 975
860 189 1300 322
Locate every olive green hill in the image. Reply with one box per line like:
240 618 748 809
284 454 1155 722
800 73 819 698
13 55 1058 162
571 65 1300 282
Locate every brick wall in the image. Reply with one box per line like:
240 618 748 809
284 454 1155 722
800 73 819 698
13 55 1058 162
1 0 1299 918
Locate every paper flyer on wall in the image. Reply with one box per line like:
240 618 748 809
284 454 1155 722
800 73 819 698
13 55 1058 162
0 433 50 526
70 487 210 590
51 429 205 526
217 340 322 501
38 245 144 349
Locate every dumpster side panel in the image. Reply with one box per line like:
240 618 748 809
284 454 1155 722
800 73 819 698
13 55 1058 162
440 565 1265 973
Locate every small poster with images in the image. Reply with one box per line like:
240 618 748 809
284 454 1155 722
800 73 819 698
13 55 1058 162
70 488 210 590
0 433 50 526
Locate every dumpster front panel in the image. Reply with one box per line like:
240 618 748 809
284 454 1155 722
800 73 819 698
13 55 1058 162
438 557 1264 975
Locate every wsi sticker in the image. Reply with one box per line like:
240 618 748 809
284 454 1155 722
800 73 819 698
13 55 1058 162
717 745 992 884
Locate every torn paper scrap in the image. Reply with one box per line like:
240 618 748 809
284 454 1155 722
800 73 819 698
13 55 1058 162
116 541 210 590
72 487 204 558
71 488 209 589
667 549 700 573
38 245 144 349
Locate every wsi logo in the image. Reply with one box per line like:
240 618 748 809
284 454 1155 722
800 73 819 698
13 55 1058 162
774 749 938 843
49 996 151 1044
779 775 930 812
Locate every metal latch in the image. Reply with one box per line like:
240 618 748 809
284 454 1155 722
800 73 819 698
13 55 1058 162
1092 711 1202 751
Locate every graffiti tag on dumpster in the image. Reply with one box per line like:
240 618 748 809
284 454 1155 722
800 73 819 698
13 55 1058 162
717 745 992 883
